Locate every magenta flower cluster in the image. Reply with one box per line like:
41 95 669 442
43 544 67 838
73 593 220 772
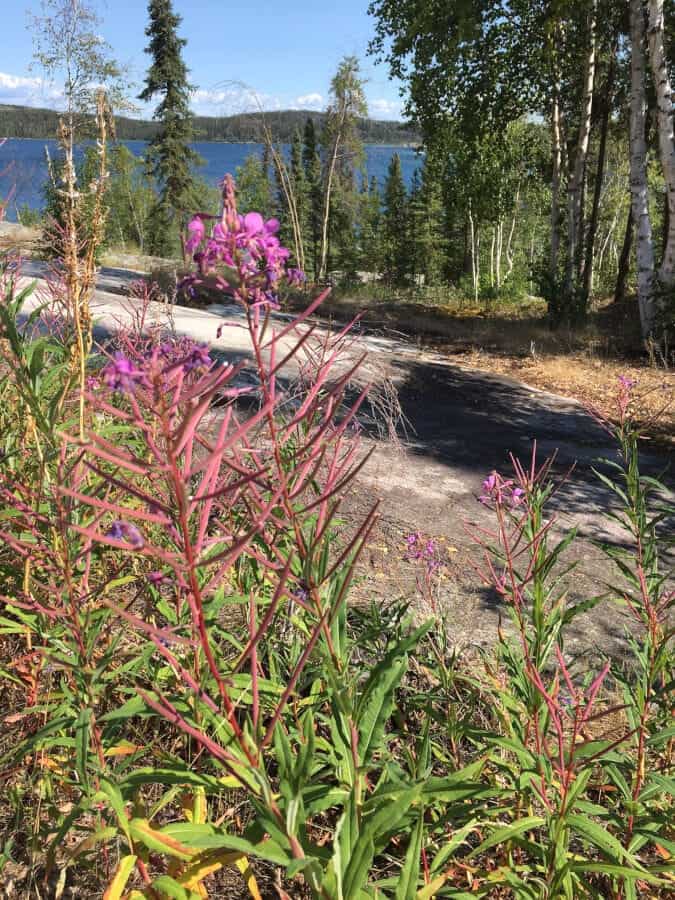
182 174 305 307
479 472 526 508
101 337 213 395
107 520 144 548
615 374 638 418
102 352 148 393
405 532 442 574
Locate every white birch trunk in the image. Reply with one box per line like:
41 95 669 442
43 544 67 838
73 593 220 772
630 0 657 336
468 202 479 304
550 92 562 280
318 138 340 282
647 0 675 285
505 186 519 281
564 0 597 297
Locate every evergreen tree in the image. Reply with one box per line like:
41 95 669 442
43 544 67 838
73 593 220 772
302 117 323 279
235 154 274 220
273 143 293 252
290 129 310 261
359 175 383 276
410 156 447 287
382 153 409 283
261 143 274 213
139 0 203 255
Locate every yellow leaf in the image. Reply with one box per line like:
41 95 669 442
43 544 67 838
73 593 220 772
182 787 207 825
417 873 450 898
104 742 140 758
179 851 261 900
235 856 262 900
129 819 197 862
103 854 137 900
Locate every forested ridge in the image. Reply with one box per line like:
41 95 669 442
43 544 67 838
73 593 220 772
0 103 419 145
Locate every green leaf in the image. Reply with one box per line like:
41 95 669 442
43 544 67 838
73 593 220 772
104 854 137 900
159 823 291 866
566 814 642 868
75 707 92 790
468 816 545 858
97 778 131 845
149 875 197 900
569 863 664 885
429 821 481 873
395 810 424 900
356 623 431 764
129 819 196 862
342 833 375 900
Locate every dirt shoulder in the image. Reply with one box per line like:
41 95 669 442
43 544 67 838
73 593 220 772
341 352 673 661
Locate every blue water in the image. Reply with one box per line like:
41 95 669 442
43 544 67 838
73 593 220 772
0 138 422 222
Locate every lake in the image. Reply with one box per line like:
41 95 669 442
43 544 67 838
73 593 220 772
0 139 422 222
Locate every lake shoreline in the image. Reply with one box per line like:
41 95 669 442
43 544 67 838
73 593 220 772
0 138 423 222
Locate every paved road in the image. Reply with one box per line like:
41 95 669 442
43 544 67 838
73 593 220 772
18 259 673 659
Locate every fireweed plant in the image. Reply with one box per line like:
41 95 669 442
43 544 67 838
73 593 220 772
0 173 672 898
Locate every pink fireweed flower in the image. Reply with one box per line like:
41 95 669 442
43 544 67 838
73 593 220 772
617 374 638 419
107 520 145 549
180 174 303 308
103 352 146 393
479 471 527 509
510 487 526 506
405 532 442 574
158 337 212 374
185 216 207 255
147 570 168 586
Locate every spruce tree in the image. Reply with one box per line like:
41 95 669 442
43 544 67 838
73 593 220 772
302 118 323 279
382 153 409 284
139 0 202 255
290 129 309 258
418 153 448 286
235 154 274 219
359 175 383 276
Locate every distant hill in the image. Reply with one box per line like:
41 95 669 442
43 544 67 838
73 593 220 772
0 104 420 145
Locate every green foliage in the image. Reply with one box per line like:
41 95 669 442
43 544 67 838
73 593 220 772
320 56 369 280
234 153 274 221
1 257 672 898
139 0 204 252
30 0 126 126
382 152 409 283
304 117 324 279
41 143 215 258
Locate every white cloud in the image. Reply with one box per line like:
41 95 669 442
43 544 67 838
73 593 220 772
190 84 282 117
0 71 64 108
0 71 405 125
293 92 324 111
368 97 402 120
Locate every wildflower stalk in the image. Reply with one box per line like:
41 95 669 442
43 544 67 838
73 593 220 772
55 90 111 440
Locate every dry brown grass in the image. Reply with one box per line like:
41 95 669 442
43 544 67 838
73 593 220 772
453 349 674 444
285 290 674 444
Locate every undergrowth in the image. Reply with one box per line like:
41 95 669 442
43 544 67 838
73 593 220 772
0 174 672 900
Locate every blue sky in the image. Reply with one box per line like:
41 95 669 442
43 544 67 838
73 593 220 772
1 0 404 119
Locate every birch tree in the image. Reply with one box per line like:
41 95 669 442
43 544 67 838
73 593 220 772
318 57 367 282
563 0 598 309
646 0 675 288
630 0 657 336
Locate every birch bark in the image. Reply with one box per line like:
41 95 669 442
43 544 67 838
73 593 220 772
564 0 598 300
647 0 675 286
630 0 656 335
